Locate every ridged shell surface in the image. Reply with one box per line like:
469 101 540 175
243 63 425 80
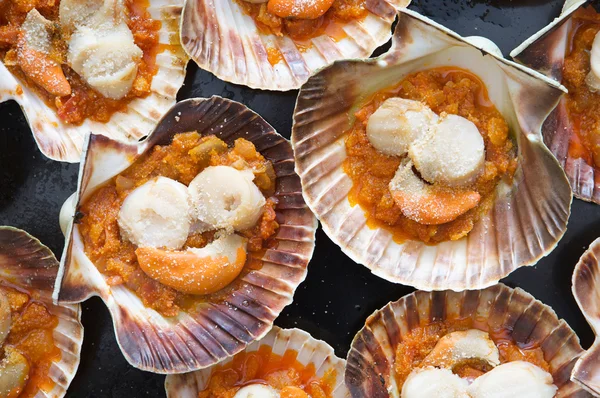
0 226 83 397
0 0 189 162
511 0 600 204
291 8 571 290
180 0 410 91
55 97 318 374
345 284 590 397
572 238 600 395
165 326 349 397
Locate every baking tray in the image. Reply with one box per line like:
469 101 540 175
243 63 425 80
0 0 596 396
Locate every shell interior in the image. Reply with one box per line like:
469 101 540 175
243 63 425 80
55 97 318 373
0 226 83 397
510 0 600 204
164 326 349 397
291 8 572 291
345 284 589 397
0 0 189 162
572 238 600 395
179 0 409 91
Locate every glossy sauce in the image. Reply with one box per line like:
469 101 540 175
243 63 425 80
342 67 518 244
79 133 280 317
198 345 336 398
1 284 61 398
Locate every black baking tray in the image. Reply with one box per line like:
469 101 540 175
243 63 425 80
0 0 597 396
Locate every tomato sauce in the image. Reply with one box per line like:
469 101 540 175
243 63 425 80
342 67 518 244
1 284 61 398
198 345 337 398
0 0 161 125
79 133 280 317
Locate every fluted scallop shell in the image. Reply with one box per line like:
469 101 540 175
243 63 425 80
55 97 317 374
165 326 349 397
291 8 571 291
0 0 188 162
0 226 83 397
510 0 600 204
180 0 410 91
345 284 589 397
572 238 600 395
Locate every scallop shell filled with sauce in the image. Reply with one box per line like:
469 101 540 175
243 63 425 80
165 326 349 397
345 284 590 397
571 238 600 395
0 227 83 397
0 0 188 162
55 96 318 373
291 8 571 290
180 0 409 91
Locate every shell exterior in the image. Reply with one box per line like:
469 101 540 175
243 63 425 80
0 0 189 162
164 326 350 397
572 238 600 395
0 226 83 398
345 284 590 398
510 0 600 204
291 8 572 291
55 97 318 374
180 0 410 91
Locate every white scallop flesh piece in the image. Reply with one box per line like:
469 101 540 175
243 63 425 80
118 177 192 250
409 113 485 187
401 367 469 398
366 98 439 157
59 0 103 33
0 347 30 397
587 31 600 93
233 384 280 398
467 361 557 398
189 166 266 232
0 290 10 346
21 9 52 54
422 329 500 369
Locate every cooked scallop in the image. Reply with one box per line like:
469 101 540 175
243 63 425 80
402 367 469 398
189 166 266 232
366 98 438 157
586 31 600 92
118 177 192 250
409 113 485 187
467 361 557 398
234 384 280 398
0 347 30 397
421 330 500 369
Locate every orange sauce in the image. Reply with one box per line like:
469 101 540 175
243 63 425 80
0 0 161 125
79 133 280 317
234 0 364 43
1 284 61 398
563 6 600 167
199 345 337 398
393 319 550 390
343 67 518 244
267 47 284 66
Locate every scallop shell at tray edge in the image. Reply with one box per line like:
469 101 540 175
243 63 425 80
164 326 350 397
180 0 410 91
0 226 83 397
55 96 318 374
572 238 600 395
345 283 589 397
0 0 189 163
291 8 572 291
510 0 600 204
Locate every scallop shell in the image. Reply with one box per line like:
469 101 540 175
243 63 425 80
0 0 189 162
291 8 572 291
510 0 600 204
0 226 83 397
572 238 600 395
164 326 349 397
180 0 409 91
55 96 318 374
345 284 589 397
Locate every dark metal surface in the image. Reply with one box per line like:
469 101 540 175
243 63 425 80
0 0 596 396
